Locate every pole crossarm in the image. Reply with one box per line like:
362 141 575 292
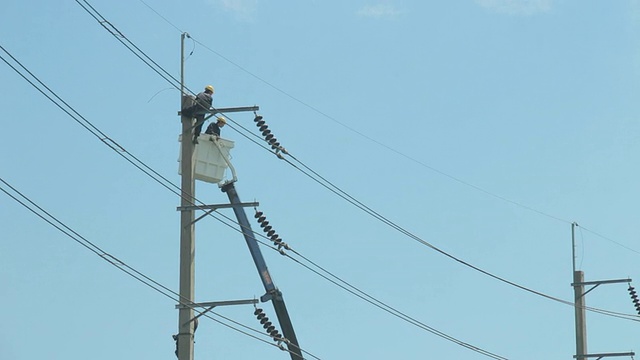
574 351 636 359
178 105 260 116
176 298 259 310
177 202 259 212
572 278 633 299
210 106 260 114
572 279 632 287
177 299 259 328
178 202 259 227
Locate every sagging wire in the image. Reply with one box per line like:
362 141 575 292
0 177 294 357
242 112 640 324
0 45 320 358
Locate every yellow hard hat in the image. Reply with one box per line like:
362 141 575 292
217 117 226 124
205 85 214 93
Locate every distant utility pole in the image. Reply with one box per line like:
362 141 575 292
571 222 635 360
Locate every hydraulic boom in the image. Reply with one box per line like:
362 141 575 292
221 182 302 360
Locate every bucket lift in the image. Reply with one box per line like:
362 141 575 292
178 134 237 184
177 135 302 359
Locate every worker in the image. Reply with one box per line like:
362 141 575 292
205 117 226 138
192 85 214 144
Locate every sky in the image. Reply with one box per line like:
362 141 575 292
1 0 639 359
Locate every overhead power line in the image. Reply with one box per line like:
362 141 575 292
135 0 640 261
64 0 640 323
11 2 640 356
0 42 510 359
0 176 314 359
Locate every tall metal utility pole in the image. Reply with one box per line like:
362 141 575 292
177 32 196 360
571 222 635 360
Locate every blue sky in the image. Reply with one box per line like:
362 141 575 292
1 1 639 359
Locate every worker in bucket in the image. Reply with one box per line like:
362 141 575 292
205 117 226 139
191 85 214 144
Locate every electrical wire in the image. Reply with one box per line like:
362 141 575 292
60 0 640 325
0 177 312 358
135 0 639 261
579 224 640 256
3 33 637 360
214 207 508 359
17 0 640 352
0 47 320 360
136 1 574 226
271 145 640 322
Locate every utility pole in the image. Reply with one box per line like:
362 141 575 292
175 32 262 360
571 222 635 360
177 32 196 360
572 223 588 359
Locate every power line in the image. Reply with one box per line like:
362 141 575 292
0 176 314 358
3 33 637 360
0 43 510 358
579 224 640 256
135 0 639 262
0 175 322 359
14 2 640 354
136 1 574 226
0 46 321 359
69 0 640 323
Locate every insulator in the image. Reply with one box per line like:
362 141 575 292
266 325 275 333
260 317 270 325
256 313 266 320
273 237 282 245
262 321 272 329
265 133 274 141
254 308 263 316
263 225 273 233
256 120 266 127
267 229 276 237
260 220 269 228
270 234 279 241
254 211 263 219
257 217 266 224
259 124 269 132
270 330 281 338
268 138 277 145
271 142 281 150
262 130 272 137
254 115 263 122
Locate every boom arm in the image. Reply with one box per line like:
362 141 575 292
221 182 302 360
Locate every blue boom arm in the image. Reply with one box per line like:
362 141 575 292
221 182 302 360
